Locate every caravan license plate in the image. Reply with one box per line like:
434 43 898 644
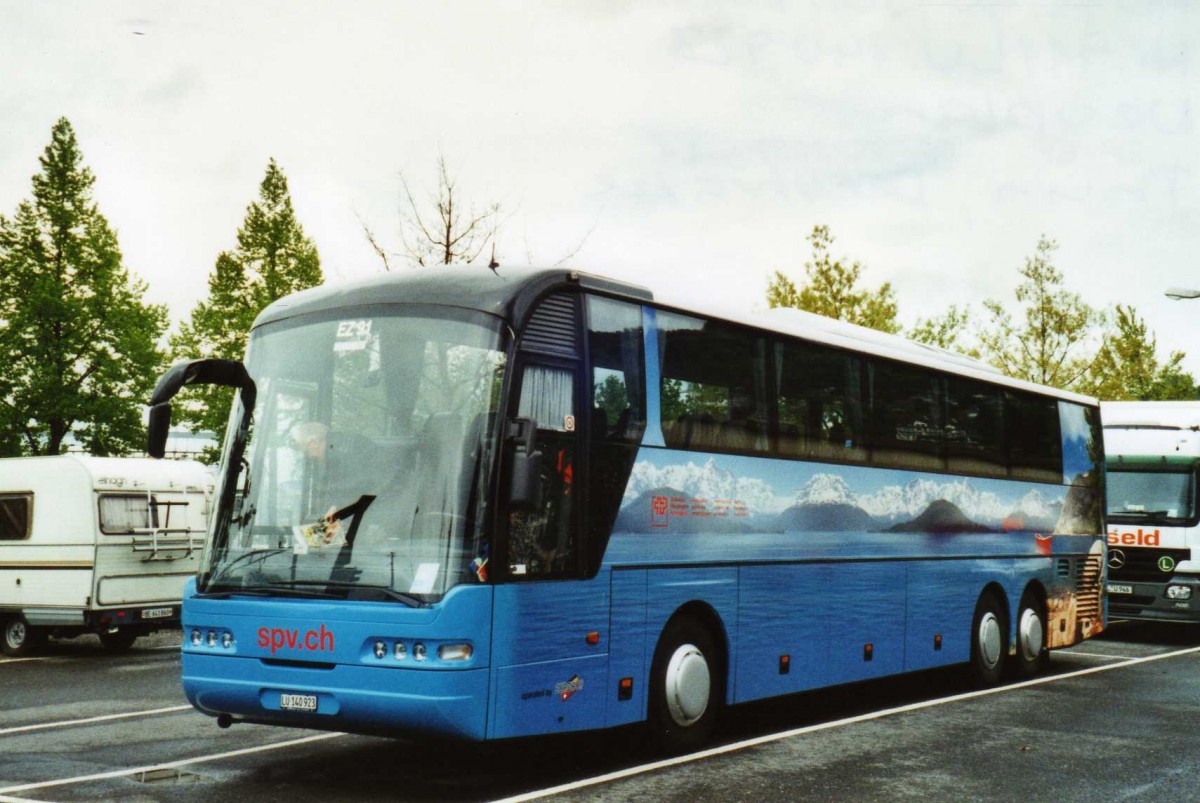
280 693 318 712
1107 584 1134 595
141 607 173 619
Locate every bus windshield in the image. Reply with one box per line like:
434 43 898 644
199 308 506 604
1106 469 1196 523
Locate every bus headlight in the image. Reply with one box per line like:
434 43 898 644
191 629 202 646
221 631 234 649
438 643 473 662
1166 585 1193 600
374 640 387 659
413 643 427 662
394 642 407 660
207 630 217 647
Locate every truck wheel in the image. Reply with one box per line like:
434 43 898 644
2 616 45 657
98 629 138 652
647 615 723 754
1009 590 1048 679
969 590 1007 688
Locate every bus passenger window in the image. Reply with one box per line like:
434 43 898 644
944 378 1005 477
657 312 768 455
775 340 865 463
1006 392 1063 483
868 360 945 471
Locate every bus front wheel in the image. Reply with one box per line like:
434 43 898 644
969 591 1007 687
2 616 45 657
1009 590 1048 679
647 616 722 754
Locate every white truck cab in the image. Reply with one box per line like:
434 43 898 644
1103 401 1200 622
0 455 211 655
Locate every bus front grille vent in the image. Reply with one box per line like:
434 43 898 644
520 293 579 357
1076 554 1103 623
1055 559 1071 578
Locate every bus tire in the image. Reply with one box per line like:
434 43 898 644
2 616 45 657
98 629 139 652
647 616 722 754
1010 590 1048 679
969 591 1007 688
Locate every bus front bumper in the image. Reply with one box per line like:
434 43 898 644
182 652 489 740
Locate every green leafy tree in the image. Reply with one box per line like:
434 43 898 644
976 236 1105 391
171 160 322 454
767 225 900 333
910 305 972 352
1081 305 1194 400
0 118 166 456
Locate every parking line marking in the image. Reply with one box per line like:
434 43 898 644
1057 651 1134 661
493 645 1200 803
0 732 344 795
0 705 193 737
0 645 179 665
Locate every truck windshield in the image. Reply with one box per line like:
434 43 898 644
198 308 506 603
1106 469 1196 523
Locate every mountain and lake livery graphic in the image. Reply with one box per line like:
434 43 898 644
616 454 1095 535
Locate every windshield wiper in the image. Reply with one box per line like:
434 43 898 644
1113 509 1173 521
206 547 289 586
268 579 424 608
196 585 339 600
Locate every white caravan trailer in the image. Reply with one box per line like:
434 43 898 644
0 455 211 655
1103 401 1200 622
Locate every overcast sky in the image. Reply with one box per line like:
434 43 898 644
3 2 1199 375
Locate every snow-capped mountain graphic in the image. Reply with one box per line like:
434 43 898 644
1002 489 1062 531
886 499 995 534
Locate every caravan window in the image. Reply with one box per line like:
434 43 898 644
99 494 158 535
0 494 31 540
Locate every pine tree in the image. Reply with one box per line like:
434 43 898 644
0 118 167 456
766 225 900 333
171 160 322 453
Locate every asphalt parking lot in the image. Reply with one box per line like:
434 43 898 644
1 620 1198 802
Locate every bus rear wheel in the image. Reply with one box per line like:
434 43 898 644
2 616 45 657
969 591 1007 688
647 616 722 754
1009 591 1048 679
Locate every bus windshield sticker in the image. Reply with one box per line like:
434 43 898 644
410 562 440 594
333 319 372 352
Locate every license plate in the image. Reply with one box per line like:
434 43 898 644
280 693 318 712
141 607 173 619
1107 584 1134 595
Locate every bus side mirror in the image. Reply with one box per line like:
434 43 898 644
507 418 543 512
147 403 173 459
146 358 257 459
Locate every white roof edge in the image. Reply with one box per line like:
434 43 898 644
1100 400 1200 429
645 292 1098 405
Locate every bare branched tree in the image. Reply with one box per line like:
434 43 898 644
398 155 501 267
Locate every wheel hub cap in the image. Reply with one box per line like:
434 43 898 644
1019 608 1043 661
6 621 25 646
665 643 711 726
978 612 1002 668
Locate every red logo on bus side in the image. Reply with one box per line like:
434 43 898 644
1107 529 1160 547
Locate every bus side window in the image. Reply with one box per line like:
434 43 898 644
657 312 768 455
944 377 1005 477
775 339 865 463
868 360 945 471
1006 392 1063 483
509 363 578 578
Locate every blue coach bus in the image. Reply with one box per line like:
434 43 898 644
147 267 1105 750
